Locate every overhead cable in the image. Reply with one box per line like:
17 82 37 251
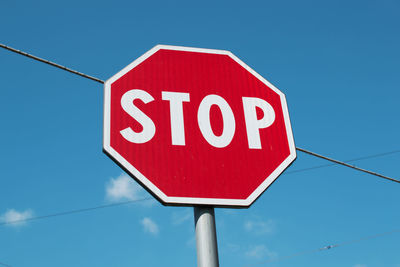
0 197 152 227
287 149 400 175
245 227 400 266
0 43 104 83
1 42 398 184
296 147 400 184
0 147 397 226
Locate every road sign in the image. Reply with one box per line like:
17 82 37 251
103 45 296 207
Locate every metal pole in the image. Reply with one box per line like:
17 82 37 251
194 206 219 267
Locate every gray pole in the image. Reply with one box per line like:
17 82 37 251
194 206 219 267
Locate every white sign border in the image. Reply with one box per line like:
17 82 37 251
103 44 296 207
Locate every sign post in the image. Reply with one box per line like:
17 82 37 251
103 45 296 266
194 207 219 267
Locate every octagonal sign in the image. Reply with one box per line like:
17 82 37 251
103 45 296 207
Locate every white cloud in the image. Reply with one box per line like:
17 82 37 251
141 217 159 235
171 208 192 225
244 219 275 235
0 209 34 227
245 245 277 260
105 173 145 202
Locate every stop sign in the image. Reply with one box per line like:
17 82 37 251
103 45 296 207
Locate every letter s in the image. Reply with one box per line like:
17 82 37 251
120 89 156 144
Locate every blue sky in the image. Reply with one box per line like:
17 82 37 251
1 0 399 266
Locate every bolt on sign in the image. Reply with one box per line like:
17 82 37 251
103 45 296 207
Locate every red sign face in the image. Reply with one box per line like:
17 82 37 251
104 45 296 207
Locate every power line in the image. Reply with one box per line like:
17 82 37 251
245 228 400 266
296 147 400 184
1 43 399 184
0 261 12 267
0 43 104 84
0 153 396 227
286 149 400 175
0 151 396 226
0 197 152 227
